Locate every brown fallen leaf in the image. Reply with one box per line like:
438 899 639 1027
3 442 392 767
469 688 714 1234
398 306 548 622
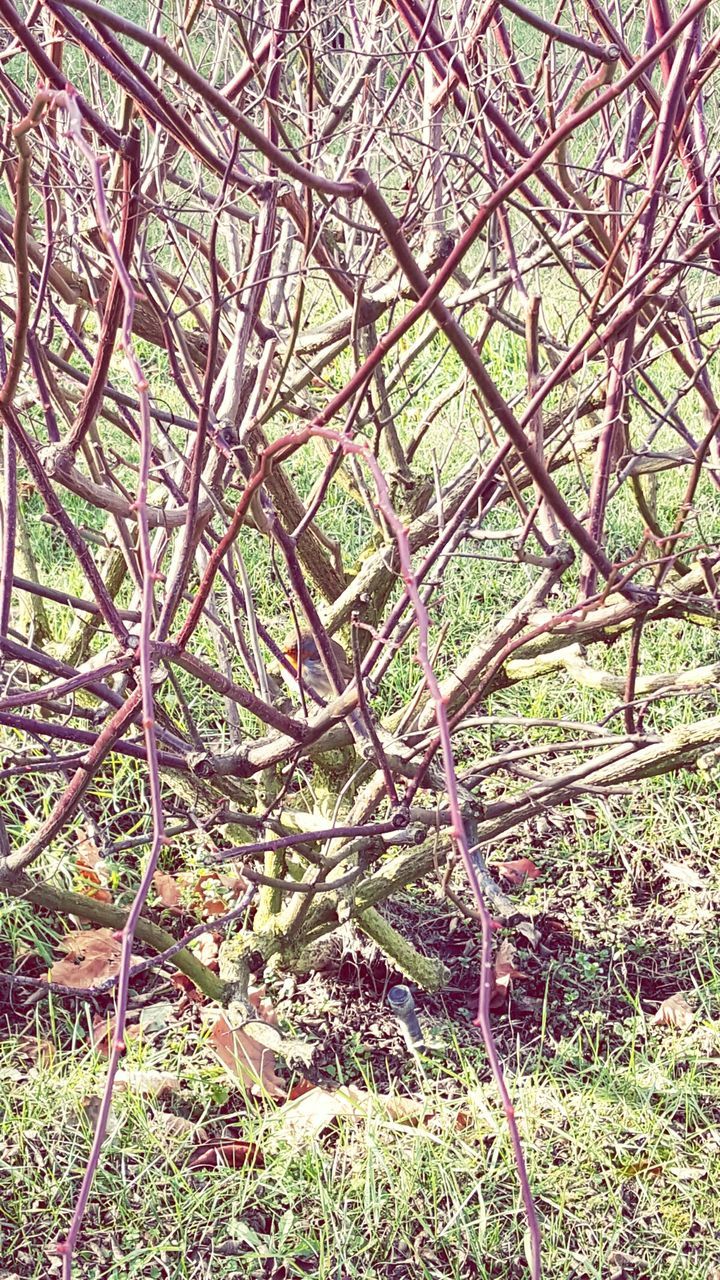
187 1139 264 1170
286 1077 316 1102
247 985 277 1023
278 1085 424 1142
669 1165 706 1181
49 928 122 988
76 830 101 864
452 1110 473 1132
661 860 704 889
79 1094 103 1131
153 870 182 909
16 1035 56 1068
193 932 220 967
81 885 114 904
608 1249 643 1278
176 870 247 921
114 1069 181 1099
77 1094 122 1140
151 1112 203 1143
75 832 113 904
201 897 230 921
211 1015 286 1098
91 1013 141 1058
240 1017 314 1068
515 920 541 947
490 939 527 1010
650 993 694 1029
382 1095 428 1124
170 972 206 1005
496 858 540 886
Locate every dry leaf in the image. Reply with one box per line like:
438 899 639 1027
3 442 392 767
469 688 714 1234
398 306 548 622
77 884 113 903
152 1113 205 1143
496 858 540 886
193 932 220 967
79 1095 103 1130
17 1035 55 1068
187 1139 263 1170
114 1069 181 1098
247 985 277 1023
661 860 704 889
669 1165 705 1181
278 1085 426 1142
381 1095 427 1124
515 921 541 947
240 983 311 1064
170 972 205 1004
201 897 230 921
91 1013 140 1057
153 871 182 908
137 1001 176 1038
241 1019 314 1067
176 870 242 920
490 939 527 1010
453 1110 472 1132
83 886 114 905
650 993 694 1029
76 830 101 863
279 1085 377 1140
286 1077 316 1101
608 1248 644 1279
49 928 122 988
211 1015 286 1098
75 832 113 903
169 868 250 923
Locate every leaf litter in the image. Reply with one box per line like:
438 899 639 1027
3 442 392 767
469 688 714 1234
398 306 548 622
211 1014 287 1099
187 1139 263 1170
650 992 695 1029
153 870 182 909
210 983 315 1098
74 831 113 904
276 1084 428 1143
114 1069 181 1099
48 928 122 988
661 860 705 889
496 857 540 886
490 938 528 1010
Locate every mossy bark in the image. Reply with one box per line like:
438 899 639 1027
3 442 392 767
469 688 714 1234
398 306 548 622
2 873 227 1002
14 505 52 643
253 768 285 932
356 905 450 990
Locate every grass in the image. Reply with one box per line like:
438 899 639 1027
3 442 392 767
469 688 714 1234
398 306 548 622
2 949 720 1280
3 771 720 1279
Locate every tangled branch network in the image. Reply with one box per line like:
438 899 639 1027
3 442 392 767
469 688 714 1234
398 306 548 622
1 0 720 1274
